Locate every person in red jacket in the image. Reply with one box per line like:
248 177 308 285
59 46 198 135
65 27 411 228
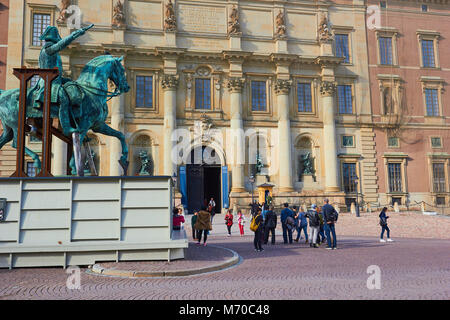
225 209 234 236
172 208 185 231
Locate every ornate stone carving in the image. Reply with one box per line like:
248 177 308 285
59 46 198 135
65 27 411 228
112 0 126 28
227 77 245 93
164 0 177 32
318 14 333 43
194 114 216 143
185 73 193 108
196 66 211 77
56 0 71 24
228 5 241 36
274 79 292 95
161 74 179 90
320 80 336 96
112 1 126 28
275 10 287 39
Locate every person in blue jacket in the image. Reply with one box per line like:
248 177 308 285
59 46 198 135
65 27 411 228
379 207 394 242
280 203 294 244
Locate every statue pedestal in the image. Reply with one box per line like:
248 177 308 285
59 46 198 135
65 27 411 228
165 31 177 47
320 41 333 56
255 174 268 186
276 38 288 53
113 28 125 43
302 174 315 185
229 35 242 51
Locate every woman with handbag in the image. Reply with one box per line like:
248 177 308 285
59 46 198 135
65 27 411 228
379 207 394 242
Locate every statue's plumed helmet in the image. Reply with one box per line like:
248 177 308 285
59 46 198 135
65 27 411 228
39 26 62 42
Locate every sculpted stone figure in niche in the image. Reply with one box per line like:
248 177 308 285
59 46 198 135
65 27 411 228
318 14 332 42
275 10 287 38
164 0 177 32
57 0 71 24
228 5 241 35
112 0 126 28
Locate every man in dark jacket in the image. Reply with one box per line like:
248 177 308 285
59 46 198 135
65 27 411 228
263 206 277 245
280 203 294 244
322 199 338 249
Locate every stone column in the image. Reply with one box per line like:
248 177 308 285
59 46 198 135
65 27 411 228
110 93 125 176
227 78 245 192
320 81 340 192
275 79 294 192
162 74 179 176
51 138 66 176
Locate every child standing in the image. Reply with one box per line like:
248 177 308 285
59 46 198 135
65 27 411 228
237 210 246 236
225 209 234 236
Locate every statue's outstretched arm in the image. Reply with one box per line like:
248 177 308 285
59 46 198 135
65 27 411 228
45 24 94 56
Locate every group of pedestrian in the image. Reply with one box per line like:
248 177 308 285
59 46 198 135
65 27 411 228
188 198 394 250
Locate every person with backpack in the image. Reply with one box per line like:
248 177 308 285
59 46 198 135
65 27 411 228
322 199 338 250
251 208 264 252
281 203 295 244
306 204 320 248
295 208 309 244
263 205 277 245
225 209 234 237
379 207 394 242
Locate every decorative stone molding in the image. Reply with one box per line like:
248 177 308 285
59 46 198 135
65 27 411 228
228 5 242 36
227 77 245 93
161 74 179 90
112 0 126 28
164 0 177 32
274 79 292 95
318 14 333 43
320 81 336 96
56 0 71 24
275 10 287 39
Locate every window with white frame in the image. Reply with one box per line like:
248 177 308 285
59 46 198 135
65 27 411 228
379 37 393 65
251 80 267 112
417 31 440 68
342 162 358 193
195 78 212 110
388 162 403 192
335 34 350 63
337 84 353 114
32 13 51 46
297 82 312 113
432 163 446 193
136 75 153 108
425 88 439 116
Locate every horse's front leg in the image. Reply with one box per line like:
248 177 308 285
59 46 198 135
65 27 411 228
92 122 128 175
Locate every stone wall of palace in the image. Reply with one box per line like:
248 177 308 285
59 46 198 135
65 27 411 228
2 0 448 210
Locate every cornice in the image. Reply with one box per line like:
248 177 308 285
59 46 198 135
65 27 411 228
315 56 344 67
222 50 253 61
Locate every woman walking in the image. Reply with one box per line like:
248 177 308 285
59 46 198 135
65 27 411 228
194 205 212 246
225 209 234 236
379 207 394 242
253 208 264 252
191 210 198 240
237 210 246 236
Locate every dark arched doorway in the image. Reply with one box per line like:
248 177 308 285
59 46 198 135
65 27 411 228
186 146 222 215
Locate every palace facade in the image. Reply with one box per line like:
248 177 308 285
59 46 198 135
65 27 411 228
0 0 449 213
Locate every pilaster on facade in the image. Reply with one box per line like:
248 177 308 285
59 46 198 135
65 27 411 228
360 128 379 204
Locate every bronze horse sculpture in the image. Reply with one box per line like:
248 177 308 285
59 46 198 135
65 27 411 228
0 54 130 175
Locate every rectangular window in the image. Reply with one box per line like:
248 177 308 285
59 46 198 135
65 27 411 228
136 76 153 108
342 135 354 147
431 137 442 148
388 137 399 148
337 85 353 114
342 163 357 193
391 197 402 205
379 37 393 65
297 83 312 113
32 13 51 46
432 163 446 193
388 163 402 193
421 40 435 67
422 5 428 12
380 1 387 8
251 81 267 112
195 78 211 109
26 162 37 177
425 88 439 116
335 34 350 63
436 197 445 206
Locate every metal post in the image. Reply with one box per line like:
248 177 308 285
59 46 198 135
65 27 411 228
355 179 360 217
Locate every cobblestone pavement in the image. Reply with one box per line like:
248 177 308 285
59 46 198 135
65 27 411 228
0 214 449 300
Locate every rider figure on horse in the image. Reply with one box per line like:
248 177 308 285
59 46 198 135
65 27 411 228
28 24 93 135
